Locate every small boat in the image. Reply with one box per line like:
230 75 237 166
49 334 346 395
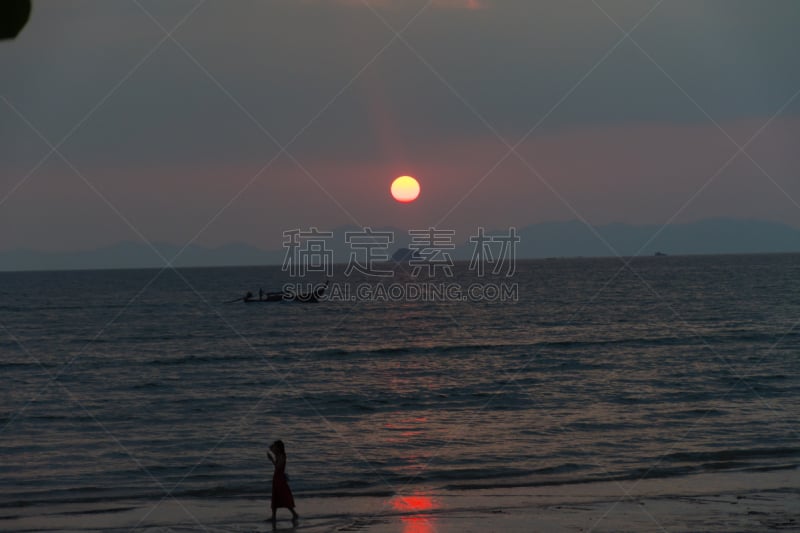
246 292 283 302
242 281 328 304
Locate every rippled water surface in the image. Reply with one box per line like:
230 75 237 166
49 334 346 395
1 254 798 508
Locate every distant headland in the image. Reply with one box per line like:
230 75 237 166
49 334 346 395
1 218 798 271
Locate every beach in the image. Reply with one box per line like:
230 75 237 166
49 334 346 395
3 469 797 532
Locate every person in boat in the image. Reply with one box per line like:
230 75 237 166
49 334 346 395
244 291 254 302
268 440 298 522
259 288 263 301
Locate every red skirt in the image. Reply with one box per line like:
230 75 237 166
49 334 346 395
271 471 295 509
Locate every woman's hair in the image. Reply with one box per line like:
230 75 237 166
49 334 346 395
271 440 286 454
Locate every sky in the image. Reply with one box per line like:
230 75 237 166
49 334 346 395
1 0 800 253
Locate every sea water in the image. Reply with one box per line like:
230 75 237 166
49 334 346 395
1 254 798 513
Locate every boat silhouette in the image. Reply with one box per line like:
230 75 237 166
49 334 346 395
242 280 329 303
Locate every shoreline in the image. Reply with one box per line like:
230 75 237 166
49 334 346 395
3 468 797 532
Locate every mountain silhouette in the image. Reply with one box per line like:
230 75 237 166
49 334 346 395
1 218 798 271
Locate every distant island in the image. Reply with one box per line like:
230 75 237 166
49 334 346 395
1 218 799 271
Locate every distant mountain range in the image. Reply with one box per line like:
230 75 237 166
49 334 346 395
1 218 799 271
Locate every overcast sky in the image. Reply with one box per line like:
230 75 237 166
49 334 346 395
1 0 799 252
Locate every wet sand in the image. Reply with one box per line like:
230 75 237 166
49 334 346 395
2 468 797 532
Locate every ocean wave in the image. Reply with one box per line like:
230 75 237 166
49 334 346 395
143 353 263 366
0 361 59 370
662 446 800 464
304 332 797 361
4 460 797 509
440 462 799 492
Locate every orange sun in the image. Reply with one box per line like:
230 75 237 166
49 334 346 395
391 176 420 203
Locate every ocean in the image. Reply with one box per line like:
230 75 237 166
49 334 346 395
1 254 798 519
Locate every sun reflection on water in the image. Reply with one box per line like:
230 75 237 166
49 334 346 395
390 493 438 533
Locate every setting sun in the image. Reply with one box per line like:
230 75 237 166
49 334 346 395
391 176 421 203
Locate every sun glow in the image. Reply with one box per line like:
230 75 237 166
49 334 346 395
391 493 437 533
391 176 420 203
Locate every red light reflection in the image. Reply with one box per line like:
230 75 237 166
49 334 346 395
383 417 429 444
390 493 438 533
392 495 435 512
399 516 435 533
